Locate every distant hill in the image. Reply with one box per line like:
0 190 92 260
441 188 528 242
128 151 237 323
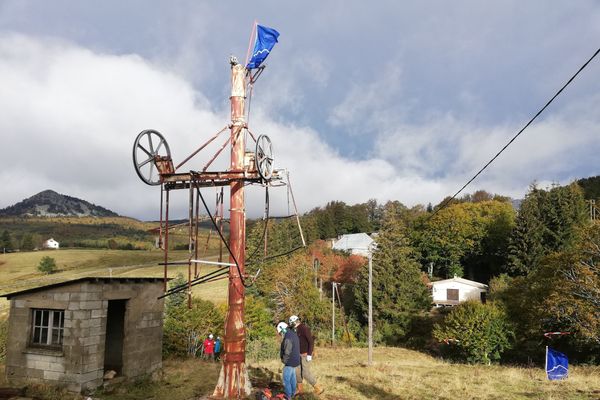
0 190 118 217
576 175 600 200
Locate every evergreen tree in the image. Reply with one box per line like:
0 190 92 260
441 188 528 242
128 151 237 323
507 183 587 275
0 230 12 252
37 256 57 274
20 233 34 251
353 205 430 344
166 273 187 310
366 199 384 230
506 186 546 275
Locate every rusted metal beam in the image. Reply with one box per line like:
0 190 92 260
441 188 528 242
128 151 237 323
213 59 252 399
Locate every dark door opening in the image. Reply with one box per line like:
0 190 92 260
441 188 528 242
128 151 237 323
104 299 126 375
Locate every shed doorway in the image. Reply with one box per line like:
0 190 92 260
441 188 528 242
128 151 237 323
104 299 126 375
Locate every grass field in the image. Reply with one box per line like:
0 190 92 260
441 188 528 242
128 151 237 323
3 346 598 400
0 248 229 317
0 247 598 399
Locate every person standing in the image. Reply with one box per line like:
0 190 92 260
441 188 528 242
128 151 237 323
214 336 222 361
203 333 215 361
289 315 324 395
277 321 301 399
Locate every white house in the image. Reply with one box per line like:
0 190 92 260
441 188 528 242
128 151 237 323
43 238 59 250
431 276 488 307
332 233 374 257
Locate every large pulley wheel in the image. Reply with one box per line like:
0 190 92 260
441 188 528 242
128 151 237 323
132 129 171 186
255 134 274 180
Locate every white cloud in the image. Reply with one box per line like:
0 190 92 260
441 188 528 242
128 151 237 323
1 31 599 222
0 34 452 220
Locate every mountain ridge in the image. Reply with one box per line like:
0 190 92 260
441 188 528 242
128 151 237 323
0 190 119 217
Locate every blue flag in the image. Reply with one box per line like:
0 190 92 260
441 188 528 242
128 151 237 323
246 25 280 69
546 347 568 380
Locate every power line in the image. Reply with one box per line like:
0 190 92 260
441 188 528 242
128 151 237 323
430 46 600 218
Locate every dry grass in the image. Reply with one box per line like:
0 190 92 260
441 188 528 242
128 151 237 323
0 248 228 317
1 344 599 399
251 347 600 400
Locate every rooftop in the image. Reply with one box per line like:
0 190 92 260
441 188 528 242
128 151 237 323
1 277 167 299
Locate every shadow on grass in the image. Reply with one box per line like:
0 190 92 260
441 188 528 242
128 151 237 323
333 376 398 400
248 366 285 397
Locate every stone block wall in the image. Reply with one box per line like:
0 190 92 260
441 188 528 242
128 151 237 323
5 279 165 392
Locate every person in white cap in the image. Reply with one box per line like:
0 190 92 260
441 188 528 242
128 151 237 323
203 333 215 361
276 321 301 398
289 315 324 395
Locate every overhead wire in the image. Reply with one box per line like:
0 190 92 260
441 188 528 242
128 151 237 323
245 186 270 264
430 46 600 219
191 172 252 288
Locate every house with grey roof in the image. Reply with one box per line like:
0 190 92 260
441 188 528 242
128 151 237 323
332 233 375 257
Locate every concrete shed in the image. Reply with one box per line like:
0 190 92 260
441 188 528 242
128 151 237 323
431 276 488 307
2 277 165 392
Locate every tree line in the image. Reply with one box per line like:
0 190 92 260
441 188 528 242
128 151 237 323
238 180 599 365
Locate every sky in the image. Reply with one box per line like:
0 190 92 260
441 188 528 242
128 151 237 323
1 1 599 220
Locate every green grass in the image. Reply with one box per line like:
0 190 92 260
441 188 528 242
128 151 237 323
0 248 229 317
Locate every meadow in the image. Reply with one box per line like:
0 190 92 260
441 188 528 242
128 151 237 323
0 248 228 317
3 347 598 400
0 231 598 399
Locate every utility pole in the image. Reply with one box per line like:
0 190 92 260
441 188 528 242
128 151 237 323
213 58 251 398
314 258 319 288
368 246 373 366
332 282 336 346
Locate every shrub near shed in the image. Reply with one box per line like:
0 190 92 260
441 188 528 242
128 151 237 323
433 301 514 364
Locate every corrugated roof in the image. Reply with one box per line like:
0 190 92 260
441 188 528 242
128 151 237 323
1 277 167 299
430 276 488 289
332 233 374 251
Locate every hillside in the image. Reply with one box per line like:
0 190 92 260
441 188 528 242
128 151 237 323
577 175 600 200
0 190 118 217
0 249 227 319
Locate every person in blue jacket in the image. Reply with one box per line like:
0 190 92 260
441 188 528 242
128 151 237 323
214 336 222 361
277 321 301 398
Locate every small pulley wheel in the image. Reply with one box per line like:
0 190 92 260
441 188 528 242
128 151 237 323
255 134 274 180
132 129 171 186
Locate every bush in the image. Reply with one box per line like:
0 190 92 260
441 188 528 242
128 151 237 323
246 337 280 362
163 297 224 358
0 317 8 362
37 256 57 274
433 301 513 364
245 295 275 341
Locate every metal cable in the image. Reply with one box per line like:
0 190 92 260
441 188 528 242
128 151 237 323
246 186 270 264
430 46 600 219
191 172 252 287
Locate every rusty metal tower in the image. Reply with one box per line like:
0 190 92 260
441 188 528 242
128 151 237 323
132 27 299 398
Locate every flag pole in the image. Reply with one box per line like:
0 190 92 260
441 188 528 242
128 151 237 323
244 20 258 68
545 346 548 380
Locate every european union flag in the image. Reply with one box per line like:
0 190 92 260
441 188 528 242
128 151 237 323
246 25 280 69
546 347 568 380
